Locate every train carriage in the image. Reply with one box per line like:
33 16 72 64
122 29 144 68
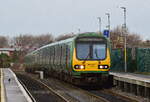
24 32 112 85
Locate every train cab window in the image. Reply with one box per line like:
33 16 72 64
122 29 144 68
76 43 90 59
76 37 107 60
93 44 106 60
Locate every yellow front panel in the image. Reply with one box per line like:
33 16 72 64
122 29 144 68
72 48 111 71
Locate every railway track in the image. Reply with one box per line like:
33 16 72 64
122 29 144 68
16 73 68 102
16 73 108 102
86 89 138 102
41 79 108 102
42 78 138 102
16 72 139 102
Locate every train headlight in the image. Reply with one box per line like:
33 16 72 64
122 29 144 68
79 65 85 69
99 65 104 69
104 65 109 69
74 65 79 69
74 65 85 69
98 65 109 69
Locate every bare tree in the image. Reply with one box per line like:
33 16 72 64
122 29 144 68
141 40 150 47
110 26 142 48
0 36 9 48
13 34 34 49
127 33 142 47
34 33 54 48
13 33 54 52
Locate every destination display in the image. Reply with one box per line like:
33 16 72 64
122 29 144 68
77 38 105 42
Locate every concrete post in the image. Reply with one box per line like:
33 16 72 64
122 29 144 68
35 71 44 79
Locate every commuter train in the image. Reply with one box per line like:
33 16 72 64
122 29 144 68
24 32 112 85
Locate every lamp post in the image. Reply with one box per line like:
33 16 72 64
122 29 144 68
121 7 127 72
97 17 101 34
78 28 81 34
105 13 110 39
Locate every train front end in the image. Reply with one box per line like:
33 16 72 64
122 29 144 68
72 33 111 85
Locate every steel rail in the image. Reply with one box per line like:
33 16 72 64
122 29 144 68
78 88 109 102
19 79 37 102
43 79 109 102
33 78 70 102
101 89 139 102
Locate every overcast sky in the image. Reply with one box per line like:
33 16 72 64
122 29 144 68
0 0 150 40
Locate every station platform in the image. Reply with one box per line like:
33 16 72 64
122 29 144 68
1 68 32 102
110 72 150 87
110 72 150 99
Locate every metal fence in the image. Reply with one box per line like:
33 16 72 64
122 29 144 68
111 49 124 72
136 48 150 72
111 48 150 72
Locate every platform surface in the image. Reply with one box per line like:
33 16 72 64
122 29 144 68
110 72 150 82
110 72 150 87
1 68 32 102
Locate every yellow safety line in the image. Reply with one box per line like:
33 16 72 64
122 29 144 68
1 69 5 102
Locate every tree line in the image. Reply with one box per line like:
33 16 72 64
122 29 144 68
0 33 77 54
0 26 150 53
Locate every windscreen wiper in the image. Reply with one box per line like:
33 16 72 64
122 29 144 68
94 49 99 59
82 52 90 64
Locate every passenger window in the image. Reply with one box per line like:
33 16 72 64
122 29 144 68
53 47 55 65
60 46 62 66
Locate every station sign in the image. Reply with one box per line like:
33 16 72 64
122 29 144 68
103 30 109 38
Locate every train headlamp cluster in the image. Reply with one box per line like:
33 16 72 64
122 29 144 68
98 65 109 69
74 65 85 69
74 65 109 69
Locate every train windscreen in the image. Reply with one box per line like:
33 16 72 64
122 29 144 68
76 37 106 60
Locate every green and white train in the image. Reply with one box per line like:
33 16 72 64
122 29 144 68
24 32 112 85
